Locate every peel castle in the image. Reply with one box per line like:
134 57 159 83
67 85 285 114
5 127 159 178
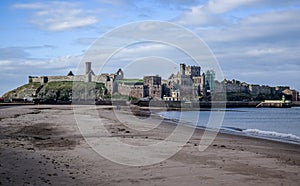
27 62 298 101
28 62 207 101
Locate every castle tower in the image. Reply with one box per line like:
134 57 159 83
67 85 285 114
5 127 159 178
85 62 92 75
116 68 124 80
180 63 186 76
190 66 201 77
85 62 92 82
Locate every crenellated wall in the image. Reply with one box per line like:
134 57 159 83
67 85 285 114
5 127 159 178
29 75 89 84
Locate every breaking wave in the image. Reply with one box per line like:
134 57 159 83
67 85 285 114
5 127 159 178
243 129 300 141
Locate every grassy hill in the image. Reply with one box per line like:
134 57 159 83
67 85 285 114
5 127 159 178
3 81 107 102
3 82 42 100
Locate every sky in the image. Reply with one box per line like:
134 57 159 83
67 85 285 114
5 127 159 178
1 0 300 96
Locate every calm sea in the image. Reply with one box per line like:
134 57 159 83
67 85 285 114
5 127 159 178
158 107 300 144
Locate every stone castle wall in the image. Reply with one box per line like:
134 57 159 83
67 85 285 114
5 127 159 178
29 75 87 84
117 83 144 98
225 83 248 93
186 66 201 77
146 85 162 99
130 85 144 98
248 85 273 95
215 80 291 97
29 75 112 84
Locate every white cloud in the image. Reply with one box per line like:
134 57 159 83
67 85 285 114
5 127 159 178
176 5 226 26
12 3 44 9
97 0 126 6
0 45 56 60
13 2 98 31
199 9 300 43
0 60 12 66
0 54 82 75
175 0 256 26
122 56 178 79
245 48 286 57
175 0 300 27
206 0 256 14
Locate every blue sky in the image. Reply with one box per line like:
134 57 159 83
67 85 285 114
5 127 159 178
1 0 300 96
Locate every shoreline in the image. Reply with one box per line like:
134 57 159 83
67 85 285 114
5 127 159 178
162 116 300 146
102 105 300 146
0 105 299 185
2 104 300 145
126 105 300 146
2 100 300 108
2 104 299 145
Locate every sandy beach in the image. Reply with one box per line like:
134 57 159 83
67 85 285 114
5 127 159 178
0 105 299 186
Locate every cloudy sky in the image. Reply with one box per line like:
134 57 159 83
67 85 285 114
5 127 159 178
1 0 300 95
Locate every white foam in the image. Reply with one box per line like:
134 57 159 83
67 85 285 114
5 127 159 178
243 129 300 140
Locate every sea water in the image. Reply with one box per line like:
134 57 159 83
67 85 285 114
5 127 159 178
158 107 300 144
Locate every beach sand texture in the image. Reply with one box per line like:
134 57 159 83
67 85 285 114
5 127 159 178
0 105 299 186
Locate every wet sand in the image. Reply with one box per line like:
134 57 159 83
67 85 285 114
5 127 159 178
0 105 299 185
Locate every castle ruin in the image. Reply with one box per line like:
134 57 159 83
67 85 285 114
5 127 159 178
27 62 299 101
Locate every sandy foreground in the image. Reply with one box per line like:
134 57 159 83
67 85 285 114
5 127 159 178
0 105 299 186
